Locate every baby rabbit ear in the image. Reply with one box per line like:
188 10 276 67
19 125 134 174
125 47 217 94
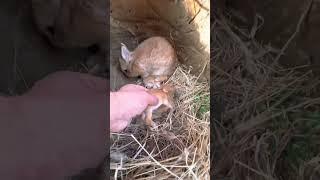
121 43 132 62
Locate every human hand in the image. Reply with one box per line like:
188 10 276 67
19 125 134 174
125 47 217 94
0 71 157 179
8 71 107 179
110 84 158 132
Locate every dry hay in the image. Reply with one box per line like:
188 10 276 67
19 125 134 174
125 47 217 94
110 66 210 179
212 10 320 180
108 1 210 178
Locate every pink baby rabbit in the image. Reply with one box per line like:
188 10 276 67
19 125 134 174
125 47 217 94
119 36 178 88
142 83 175 128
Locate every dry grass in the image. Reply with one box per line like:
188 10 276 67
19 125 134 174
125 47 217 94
110 66 210 179
212 10 320 180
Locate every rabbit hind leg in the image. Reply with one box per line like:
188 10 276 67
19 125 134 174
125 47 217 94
163 98 174 109
144 108 156 127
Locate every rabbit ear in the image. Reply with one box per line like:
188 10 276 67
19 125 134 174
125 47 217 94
121 43 132 63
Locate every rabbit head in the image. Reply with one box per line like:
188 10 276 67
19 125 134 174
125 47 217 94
119 36 178 84
31 0 107 49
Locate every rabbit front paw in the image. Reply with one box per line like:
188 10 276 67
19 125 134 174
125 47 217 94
143 76 163 89
136 79 144 86
145 82 154 89
154 82 161 88
144 82 161 89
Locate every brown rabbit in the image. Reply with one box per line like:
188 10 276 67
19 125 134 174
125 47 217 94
119 36 178 89
142 84 175 128
31 0 107 50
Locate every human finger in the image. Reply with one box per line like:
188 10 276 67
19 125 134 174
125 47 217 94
118 84 147 92
144 92 158 106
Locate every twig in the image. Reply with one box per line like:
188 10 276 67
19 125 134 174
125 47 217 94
192 60 208 87
189 9 201 24
250 14 264 39
234 159 275 180
216 15 256 75
235 97 320 133
272 0 313 65
194 0 209 12
130 134 181 179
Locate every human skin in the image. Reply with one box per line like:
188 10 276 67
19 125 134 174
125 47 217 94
0 71 157 179
110 84 158 132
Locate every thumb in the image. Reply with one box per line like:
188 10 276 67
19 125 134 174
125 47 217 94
110 91 158 120
119 84 147 92
78 73 108 93
144 92 158 106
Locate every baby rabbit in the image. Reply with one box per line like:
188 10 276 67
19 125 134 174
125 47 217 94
142 84 175 128
119 36 178 89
